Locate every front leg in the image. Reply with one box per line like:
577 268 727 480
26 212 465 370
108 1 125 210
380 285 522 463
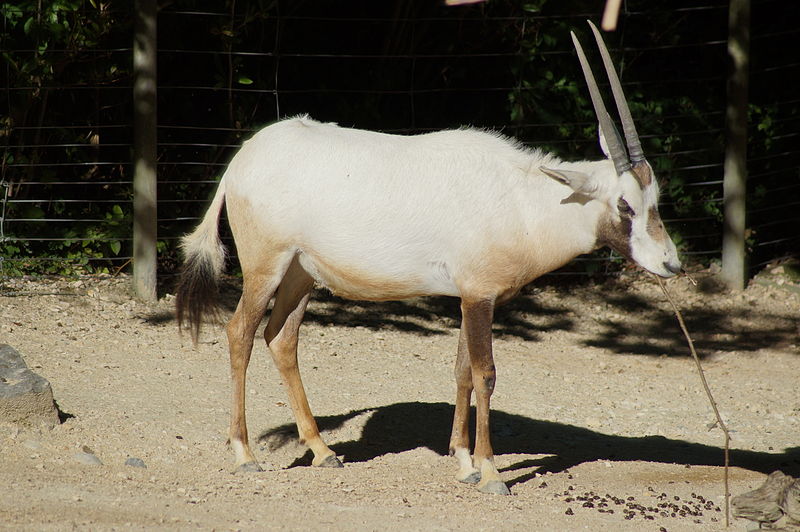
459 297 510 495
449 320 480 484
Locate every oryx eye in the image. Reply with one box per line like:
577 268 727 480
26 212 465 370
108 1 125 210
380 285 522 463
617 198 635 217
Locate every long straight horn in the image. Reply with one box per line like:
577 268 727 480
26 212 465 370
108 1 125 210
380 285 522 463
570 31 630 176
588 20 645 164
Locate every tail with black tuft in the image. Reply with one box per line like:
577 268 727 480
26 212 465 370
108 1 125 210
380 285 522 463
175 178 228 343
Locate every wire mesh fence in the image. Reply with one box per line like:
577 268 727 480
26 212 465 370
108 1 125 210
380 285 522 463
1 0 797 285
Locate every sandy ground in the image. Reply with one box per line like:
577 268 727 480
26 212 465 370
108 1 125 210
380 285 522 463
0 266 798 531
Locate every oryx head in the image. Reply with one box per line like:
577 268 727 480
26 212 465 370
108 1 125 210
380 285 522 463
542 21 682 278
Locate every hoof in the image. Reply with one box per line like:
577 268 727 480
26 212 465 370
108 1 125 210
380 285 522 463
235 461 263 473
478 480 511 495
315 454 344 468
458 471 481 485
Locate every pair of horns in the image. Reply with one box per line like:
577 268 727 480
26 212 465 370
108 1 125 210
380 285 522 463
571 21 645 176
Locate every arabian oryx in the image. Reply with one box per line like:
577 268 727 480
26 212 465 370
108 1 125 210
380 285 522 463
176 21 682 496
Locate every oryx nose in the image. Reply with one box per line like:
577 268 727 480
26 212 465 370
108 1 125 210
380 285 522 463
663 261 683 276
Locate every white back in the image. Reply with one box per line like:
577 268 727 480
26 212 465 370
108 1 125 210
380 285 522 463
220 116 679 302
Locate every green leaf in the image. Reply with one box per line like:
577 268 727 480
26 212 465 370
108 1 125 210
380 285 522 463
110 240 121 255
1 4 23 25
237 76 253 85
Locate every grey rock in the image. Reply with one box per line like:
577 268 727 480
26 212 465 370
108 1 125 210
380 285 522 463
0 344 59 428
125 457 147 468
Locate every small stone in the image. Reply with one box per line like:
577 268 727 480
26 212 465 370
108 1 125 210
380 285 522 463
74 451 103 466
125 457 147 468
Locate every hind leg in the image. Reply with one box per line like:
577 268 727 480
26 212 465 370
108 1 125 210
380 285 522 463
264 257 342 468
227 252 294 472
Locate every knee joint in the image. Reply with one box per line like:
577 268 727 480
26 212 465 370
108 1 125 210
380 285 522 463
473 369 496 394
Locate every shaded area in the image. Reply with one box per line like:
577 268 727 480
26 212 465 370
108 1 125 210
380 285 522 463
158 276 578 340
143 310 174 326
55 399 75 424
584 306 798 358
258 401 800 489
151 274 799 357
304 289 575 341
305 293 460 337
581 288 799 358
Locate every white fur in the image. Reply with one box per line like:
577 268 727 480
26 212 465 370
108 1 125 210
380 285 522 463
194 115 679 301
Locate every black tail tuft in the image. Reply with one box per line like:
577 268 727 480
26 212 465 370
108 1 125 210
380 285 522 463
175 252 223 343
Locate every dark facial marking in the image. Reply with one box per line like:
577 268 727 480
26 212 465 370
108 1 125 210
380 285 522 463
646 206 667 242
597 209 633 260
617 198 635 218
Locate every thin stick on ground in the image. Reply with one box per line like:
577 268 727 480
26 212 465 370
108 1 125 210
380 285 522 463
655 275 731 528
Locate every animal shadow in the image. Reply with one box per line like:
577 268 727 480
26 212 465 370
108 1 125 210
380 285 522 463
258 401 800 488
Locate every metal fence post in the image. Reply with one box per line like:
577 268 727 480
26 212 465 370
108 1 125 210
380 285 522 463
133 0 158 301
722 0 750 290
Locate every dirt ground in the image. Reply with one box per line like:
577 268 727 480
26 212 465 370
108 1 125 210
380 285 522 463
0 265 798 531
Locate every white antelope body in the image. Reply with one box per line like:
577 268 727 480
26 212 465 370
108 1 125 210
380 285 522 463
176 22 681 495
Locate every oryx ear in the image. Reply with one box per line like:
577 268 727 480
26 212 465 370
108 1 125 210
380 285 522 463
597 115 626 167
540 166 599 197
598 125 611 160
